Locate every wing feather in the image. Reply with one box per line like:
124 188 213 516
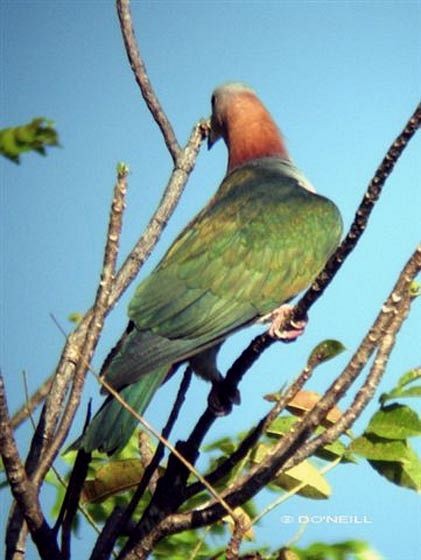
115 159 342 384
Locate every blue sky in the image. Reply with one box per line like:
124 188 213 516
1 1 420 558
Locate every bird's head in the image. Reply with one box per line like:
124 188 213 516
208 82 256 149
208 82 289 172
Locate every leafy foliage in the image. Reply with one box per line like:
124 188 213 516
0 118 59 163
350 369 421 492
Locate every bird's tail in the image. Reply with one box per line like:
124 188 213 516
69 366 169 455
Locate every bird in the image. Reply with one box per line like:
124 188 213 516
74 82 343 455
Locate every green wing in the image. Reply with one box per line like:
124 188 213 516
131 159 341 333
104 158 341 390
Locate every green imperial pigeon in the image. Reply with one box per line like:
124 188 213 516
75 82 342 454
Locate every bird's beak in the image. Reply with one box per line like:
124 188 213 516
208 115 222 150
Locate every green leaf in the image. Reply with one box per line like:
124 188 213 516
380 367 421 405
397 367 421 389
251 445 331 499
251 442 272 464
380 385 421 405
272 460 331 499
267 416 298 436
286 391 343 426
317 439 356 463
307 339 346 368
346 433 421 491
0 118 59 163
349 434 409 461
82 458 145 503
366 404 421 439
369 445 421 492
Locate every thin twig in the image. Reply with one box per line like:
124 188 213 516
116 0 181 163
188 526 212 560
22 371 37 430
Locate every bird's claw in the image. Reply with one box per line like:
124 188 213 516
263 304 308 342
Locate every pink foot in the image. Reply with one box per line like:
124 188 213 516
264 304 308 341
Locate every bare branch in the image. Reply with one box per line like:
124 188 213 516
32 166 128 487
116 0 181 162
6 166 129 552
0 375 61 559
